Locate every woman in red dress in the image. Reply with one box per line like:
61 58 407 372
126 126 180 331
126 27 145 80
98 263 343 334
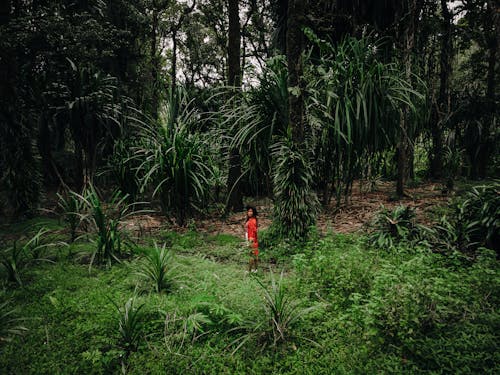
245 206 259 272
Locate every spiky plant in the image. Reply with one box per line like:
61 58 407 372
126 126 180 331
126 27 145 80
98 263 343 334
0 227 52 286
133 89 214 225
136 243 176 293
74 185 141 268
230 270 321 353
368 205 420 249
304 32 425 205
0 297 27 343
57 191 84 243
111 297 145 353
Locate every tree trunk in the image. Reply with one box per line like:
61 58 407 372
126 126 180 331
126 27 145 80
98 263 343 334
286 0 306 144
430 0 453 179
396 0 419 196
151 8 159 119
225 0 244 212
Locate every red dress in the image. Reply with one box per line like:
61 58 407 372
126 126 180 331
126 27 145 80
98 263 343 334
245 217 259 256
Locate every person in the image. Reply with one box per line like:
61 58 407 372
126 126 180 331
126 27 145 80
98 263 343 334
244 205 259 272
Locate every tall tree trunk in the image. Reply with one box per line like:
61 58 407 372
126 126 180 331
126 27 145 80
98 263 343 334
151 8 160 119
226 0 244 212
430 0 452 179
476 0 498 178
396 0 419 196
286 0 305 144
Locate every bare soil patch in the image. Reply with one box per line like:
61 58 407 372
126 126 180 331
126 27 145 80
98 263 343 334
123 181 450 239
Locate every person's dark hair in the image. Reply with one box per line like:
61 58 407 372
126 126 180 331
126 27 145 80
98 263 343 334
245 206 258 222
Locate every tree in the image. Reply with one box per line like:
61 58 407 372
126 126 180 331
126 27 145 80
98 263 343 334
225 0 244 212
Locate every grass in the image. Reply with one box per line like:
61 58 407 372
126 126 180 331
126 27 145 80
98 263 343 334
0 216 498 374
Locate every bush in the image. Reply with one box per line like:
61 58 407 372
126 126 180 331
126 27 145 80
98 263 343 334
346 249 499 372
367 205 423 249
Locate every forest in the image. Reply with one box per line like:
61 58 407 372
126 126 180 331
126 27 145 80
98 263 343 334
0 0 498 373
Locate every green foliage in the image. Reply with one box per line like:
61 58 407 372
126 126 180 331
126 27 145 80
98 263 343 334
57 191 84 243
0 297 27 344
231 271 320 353
0 125 41 216
304 33 425 204
458 182 499 253
293 234 376 306
424 182 499 256
270 140 320 241
349 249 499 372
134 90 215 225
367 205 422 249
136 243 176 293
75 186 138 268
111 297 145 353
0 228 51 286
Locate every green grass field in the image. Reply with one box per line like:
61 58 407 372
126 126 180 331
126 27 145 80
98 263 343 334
1 217 498 374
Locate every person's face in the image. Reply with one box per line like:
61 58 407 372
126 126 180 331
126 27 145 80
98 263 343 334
247 208 254 218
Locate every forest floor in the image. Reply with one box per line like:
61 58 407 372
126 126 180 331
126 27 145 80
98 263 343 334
122 180 451 239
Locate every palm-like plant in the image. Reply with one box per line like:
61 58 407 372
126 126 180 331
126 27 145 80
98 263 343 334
74 185 141 268
218 56 289 196
270 139 320 240
304 32 425 205
230 270 320 353
133 89 214 225
54 59 121 188
111 297 145 353
136 243 176 293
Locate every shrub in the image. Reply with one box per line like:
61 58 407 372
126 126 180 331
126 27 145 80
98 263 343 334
367 205 422 249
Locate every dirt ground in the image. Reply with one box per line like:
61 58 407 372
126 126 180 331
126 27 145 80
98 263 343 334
124 180 451 238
